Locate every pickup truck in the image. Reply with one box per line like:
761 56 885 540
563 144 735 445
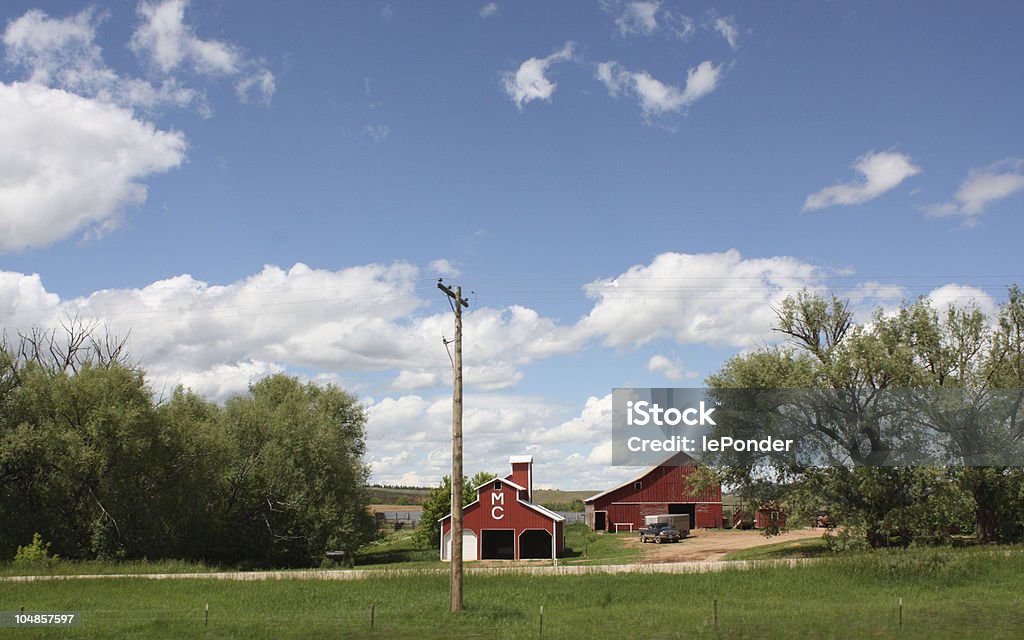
639 522 682 544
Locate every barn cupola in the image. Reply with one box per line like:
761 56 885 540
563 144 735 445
506 455 533 502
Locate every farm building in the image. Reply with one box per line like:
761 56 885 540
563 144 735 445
584 451 722 531
439 455 565 561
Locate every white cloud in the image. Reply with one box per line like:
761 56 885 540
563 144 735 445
575 249 824 348
503 41 576 110
131 0 238 74
924 159 1024 225
0 82 186 253
130 0 274 102
927 284 998 319
713 16 739 50
0 260 580 399
3 8 104 87
603 1 694 39
479 3 499 18
2 7 200 111
365 391 630 489
804 150 921 211
235 70 276 105
392 370 443 391
647 354 697 381
596 60 722 118
0 272 61 327
173 360 284 402
428 259 461 277
616 1 661 36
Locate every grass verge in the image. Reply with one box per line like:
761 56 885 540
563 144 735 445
1 546 1022 638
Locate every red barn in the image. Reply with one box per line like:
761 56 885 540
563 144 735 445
440 455 565 561
584 452 722 532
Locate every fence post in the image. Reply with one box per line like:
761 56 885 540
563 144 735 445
713 598 718 631
371 604 376 630
898 597 903 632
539 605 544 637
205 603 209 627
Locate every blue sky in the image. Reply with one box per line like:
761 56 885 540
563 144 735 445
1 1 1022 489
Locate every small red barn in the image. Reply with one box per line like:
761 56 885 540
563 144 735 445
440 455 565 561
584 452 722 532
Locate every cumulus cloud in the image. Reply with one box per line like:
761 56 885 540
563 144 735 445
647 354 697 381
927 284 999 319
365 391 631 489
803 150 921 211
392 370 442 391
0 83 186 252
923 159 1024 225
0 261 583 400
596 59 722 118
0 3 279 253
428 259 462 277
0 251 828 398
503 41 576 110
479 3 499 18
574 250 824 348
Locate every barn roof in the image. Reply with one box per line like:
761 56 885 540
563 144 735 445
583 451 698 503
438 482 565 523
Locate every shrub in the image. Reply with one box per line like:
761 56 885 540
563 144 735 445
14 533 60 569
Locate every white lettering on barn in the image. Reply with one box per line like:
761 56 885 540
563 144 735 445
490 491 505 519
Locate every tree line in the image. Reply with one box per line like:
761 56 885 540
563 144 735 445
0 322 375 567
703 286 1024 547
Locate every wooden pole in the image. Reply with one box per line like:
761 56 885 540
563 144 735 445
439 282 468 612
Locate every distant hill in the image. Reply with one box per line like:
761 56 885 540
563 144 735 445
367 486 431 505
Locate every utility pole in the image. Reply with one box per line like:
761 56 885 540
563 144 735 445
438 281 468 612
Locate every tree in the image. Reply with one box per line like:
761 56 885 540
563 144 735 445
1 330 377 566
415 470 496 549
706 289 1024 546
210 375 376 566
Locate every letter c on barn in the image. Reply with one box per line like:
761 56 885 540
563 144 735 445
491 505 504 519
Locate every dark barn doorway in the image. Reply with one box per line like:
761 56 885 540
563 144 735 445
481 530 515 560
668 503 696 528
594 511 607 531
518 530 552 559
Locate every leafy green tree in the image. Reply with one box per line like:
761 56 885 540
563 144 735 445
210 374 375 566
706 288 1024 546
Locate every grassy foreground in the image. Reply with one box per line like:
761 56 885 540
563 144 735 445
2 546 1023 639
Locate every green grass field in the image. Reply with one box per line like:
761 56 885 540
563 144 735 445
2 546 1023 638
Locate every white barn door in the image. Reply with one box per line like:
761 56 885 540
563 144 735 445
442 530 478 561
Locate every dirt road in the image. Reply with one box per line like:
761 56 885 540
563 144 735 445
628 527 824 562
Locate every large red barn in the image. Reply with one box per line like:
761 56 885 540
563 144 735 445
440 455 565 561
584 452 722 531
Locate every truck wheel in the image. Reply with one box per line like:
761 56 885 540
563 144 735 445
655 537 662 544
